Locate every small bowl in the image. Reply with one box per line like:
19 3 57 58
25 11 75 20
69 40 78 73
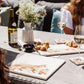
23 44 34 52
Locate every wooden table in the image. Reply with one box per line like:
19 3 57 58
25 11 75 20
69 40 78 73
0 26 84 84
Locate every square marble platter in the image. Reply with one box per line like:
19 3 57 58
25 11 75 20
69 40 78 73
8 53 65 80
38 44 84 56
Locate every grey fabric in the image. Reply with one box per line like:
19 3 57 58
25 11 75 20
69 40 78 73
37 1 65 32
2 0 35 7
2 0 19 7
35 0 70 3
0 7 10 26
37 1 65 10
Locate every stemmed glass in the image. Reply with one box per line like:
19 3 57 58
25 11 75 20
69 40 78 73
74 25 84 54
70 25 84 65
57 22 66 34
55 22 66 44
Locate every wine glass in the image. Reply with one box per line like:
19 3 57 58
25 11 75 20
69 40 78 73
55 22 66 44
74 25 84 54
57 22 66 34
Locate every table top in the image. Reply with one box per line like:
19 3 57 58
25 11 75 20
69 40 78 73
0 26 84 84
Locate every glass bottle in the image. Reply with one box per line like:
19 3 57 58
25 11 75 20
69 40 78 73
8 9 18 48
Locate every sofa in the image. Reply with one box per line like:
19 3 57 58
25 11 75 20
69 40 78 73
35 0 70 32
0 0 70 32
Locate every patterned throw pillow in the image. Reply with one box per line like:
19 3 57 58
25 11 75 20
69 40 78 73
50 9 64 33
32 6 46 31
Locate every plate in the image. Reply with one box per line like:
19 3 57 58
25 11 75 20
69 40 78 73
55 39 66 44
8 53 65 80
70 57 84 65
38 44 84 56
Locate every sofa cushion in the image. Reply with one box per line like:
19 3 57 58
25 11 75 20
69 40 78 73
35 0 70 3
37 1 65 32
0 7 10 26
50 9 64 33
1 0 19 7
2 0 35 7
32 6 46 31
43 0 70 3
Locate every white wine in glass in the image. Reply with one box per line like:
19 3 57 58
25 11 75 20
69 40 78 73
74 25 84 54
58 22 66 34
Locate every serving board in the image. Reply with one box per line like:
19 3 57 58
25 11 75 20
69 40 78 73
38 44 84 56
9 53 65 80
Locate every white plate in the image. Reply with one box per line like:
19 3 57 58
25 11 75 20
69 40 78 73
70 57 84 65
38 44 84 56
8 53 65 80
55 39 66 44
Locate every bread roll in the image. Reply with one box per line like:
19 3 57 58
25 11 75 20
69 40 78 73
40 46 47 51
35 45 41 50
